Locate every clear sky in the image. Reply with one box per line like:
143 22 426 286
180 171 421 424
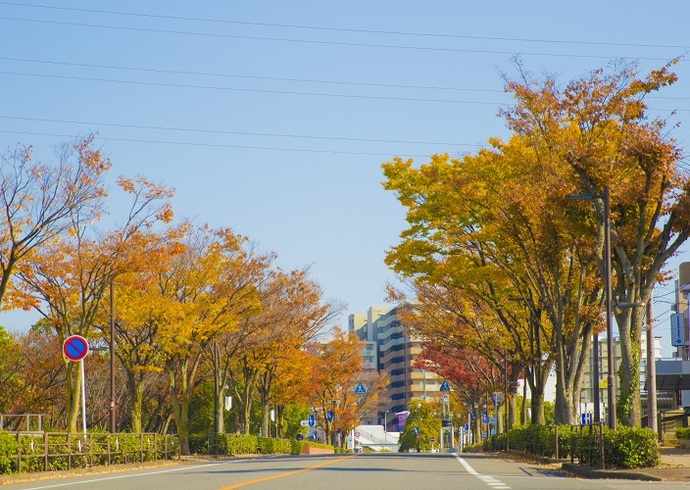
0 1 688 355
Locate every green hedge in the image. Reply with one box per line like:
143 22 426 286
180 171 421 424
604 427 659 468
257 437 292 455
676 427 690 439
485 424 659 469
0 432 19 474
201 434 304 456
0 432 178 474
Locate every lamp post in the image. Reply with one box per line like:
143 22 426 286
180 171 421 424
109 281 116 434
567 185 616 429
383 411 388 444
646 296 657 433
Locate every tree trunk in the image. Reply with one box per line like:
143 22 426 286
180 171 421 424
212 341 226 434
526 363 549 425
213 384 225 434
65 361 81 433
618 313 642 426
262 400 270 437
168 367 190 455
129 378 144 433
554 384 575 425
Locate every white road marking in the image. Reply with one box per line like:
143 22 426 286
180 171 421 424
17 461 235 490
454 453 511 489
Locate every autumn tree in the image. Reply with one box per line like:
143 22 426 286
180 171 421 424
501 59 690 426
0 136 110 309
306 329 364 445
13 176 174 433
380 149 589 425
251 269 342 438
414 341 503 440
11 324 65 427
0 326 24 413
156 225 266 454
97 227 186 433
382 61 678 426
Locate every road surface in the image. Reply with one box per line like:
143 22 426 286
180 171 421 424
2 452 689 489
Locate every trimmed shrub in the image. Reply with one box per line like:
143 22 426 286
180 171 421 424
485 424 659 469
257 437 291 455
189 434 210 455
0 432 19 474
676 427 690 439
604 427 659 469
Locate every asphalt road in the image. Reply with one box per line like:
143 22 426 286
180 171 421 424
3 453 690 490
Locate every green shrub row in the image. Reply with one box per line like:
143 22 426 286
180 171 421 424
0 431 178 474
484 424 659 469
194 433 335 456
0 432 20 474
675 427 690 439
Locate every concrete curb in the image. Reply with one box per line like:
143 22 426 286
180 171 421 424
561 462 662 481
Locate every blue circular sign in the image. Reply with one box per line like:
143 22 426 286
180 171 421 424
63 335 89 362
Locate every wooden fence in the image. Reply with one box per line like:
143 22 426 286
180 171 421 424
11 432 178 473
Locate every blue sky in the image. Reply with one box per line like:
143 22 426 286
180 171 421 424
0 1 688 355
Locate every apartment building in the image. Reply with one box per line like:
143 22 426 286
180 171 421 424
348 305 442 431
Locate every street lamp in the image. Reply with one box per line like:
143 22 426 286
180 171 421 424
383 411 388 444
646 298 657 433
567 185 616 429
109 281 116 434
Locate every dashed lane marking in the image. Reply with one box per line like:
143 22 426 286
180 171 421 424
454 453 510 489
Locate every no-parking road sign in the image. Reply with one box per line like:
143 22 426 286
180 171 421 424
63 335 89 362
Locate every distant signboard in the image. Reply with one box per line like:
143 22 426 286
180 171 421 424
671 313 685 347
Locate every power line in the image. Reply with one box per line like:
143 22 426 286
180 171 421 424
0 61 687 112
0 15 685 63
1 70 688 113
2 56 688 102
1 1 689 51
0 70 510 105
0 130 445 158
0 56 504 94
0 115 484 147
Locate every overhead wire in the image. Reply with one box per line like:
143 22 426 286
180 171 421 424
0 15 685 63
1 1 689 51
0 3 686 155
0 129 442 158
0 115 484 147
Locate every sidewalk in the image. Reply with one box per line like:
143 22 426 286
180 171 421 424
560 447 690 481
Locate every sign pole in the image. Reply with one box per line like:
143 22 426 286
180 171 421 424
63 335 90 435
81 358 87 435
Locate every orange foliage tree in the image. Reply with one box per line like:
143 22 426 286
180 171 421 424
0 136 110 309
155 225 267 454
12 176 174 433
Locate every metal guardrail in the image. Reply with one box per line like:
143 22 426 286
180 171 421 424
0 414 45 432
570 422 605 469
9 432 178 473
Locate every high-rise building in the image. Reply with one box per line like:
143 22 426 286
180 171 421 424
348 305 443 431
